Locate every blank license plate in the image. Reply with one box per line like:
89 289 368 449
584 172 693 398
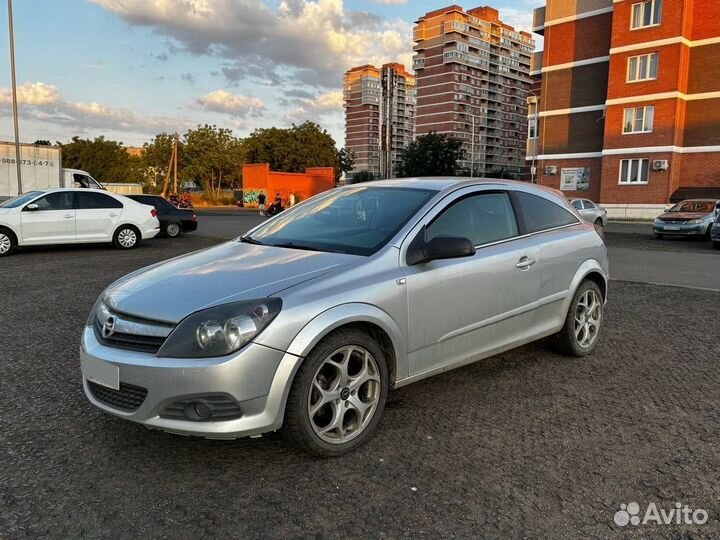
664 226 681 231
84 359 119 390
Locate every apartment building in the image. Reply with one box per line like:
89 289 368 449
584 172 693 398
413 5 535 177
343 63 416 180
531 0 720 218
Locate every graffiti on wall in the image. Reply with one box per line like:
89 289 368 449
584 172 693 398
243 189 265 208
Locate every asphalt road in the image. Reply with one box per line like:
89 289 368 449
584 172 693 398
194 209 720 291
2 236 720 538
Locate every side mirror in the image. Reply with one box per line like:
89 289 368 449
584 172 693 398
407 230 476 266
25 203 39 211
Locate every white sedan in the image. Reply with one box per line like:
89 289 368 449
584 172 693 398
0 188 160 257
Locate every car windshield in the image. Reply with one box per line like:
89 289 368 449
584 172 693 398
669 201 715 213
244 186 435 256
0 191 43 208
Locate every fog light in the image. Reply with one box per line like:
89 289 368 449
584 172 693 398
183 400 212 420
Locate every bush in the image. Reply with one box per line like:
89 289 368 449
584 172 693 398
189 192 236 207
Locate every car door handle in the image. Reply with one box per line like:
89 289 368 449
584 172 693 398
516 256 536 269
64 214 74 219
109 213 118 217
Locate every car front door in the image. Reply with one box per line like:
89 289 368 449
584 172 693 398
20 191 76 244
76 191 123 241
402 188 542 377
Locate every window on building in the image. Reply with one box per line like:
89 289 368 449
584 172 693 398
631 0 662 29
623 106 654 134
627 52 659 82
619 158 650 184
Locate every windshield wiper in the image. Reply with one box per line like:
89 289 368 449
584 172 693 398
270 242 325 252
240 235 264 245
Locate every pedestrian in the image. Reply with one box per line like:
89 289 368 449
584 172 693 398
289 192 296 207
258 191 266 216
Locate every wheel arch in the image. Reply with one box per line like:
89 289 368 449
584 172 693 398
114 222 142 240
567 260 608 308
285 303 406 388
0 224 19 244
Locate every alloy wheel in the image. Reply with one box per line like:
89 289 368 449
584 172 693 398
166 223 180 237
308 345 382 445
574 289 602 349
118 229 137 248
0 233 10 254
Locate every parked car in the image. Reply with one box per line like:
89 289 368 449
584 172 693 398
712 213 720 250
127 194 197 238
653 199 720 239
568 198 608 227
0 188 159 257
80 179 609 456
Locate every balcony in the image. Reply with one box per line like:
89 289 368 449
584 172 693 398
532 6 545 35
530 51 543 75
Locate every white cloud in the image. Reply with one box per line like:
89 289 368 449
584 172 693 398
196 90 264 117
0 81 189 135
91 0 413 88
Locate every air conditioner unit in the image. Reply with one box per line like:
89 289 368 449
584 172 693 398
545 165 557 175
653 160 669 171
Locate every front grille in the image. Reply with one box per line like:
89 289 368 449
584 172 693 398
94 319 166 353
87 380 148 412
160 395 243 421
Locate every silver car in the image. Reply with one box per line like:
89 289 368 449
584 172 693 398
81 179 609 456
568 198 608 227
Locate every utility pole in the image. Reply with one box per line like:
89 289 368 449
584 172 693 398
7 0 22 194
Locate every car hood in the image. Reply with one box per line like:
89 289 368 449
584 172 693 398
659 212 710 221
104 241 358 323
0 208 11 216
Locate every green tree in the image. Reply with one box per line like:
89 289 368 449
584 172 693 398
244 121 344 180
395 133 466 177
338 147 355 178
60 136 142 183
141 132 182 189
182 125 244 200
349 170 375 184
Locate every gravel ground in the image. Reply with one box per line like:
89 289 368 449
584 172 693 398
2 236 720 539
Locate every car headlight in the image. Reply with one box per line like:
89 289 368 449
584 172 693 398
654 218 662 224
687 218 704 225
157 298 282 358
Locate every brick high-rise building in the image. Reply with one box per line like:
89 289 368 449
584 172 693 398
413 5 535 177
343 63 416 180
531 0 720 218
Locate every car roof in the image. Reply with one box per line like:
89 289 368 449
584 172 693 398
676 198 719 203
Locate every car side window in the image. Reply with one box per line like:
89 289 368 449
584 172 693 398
427 192 518 247
514 192 578 233
30 192 74 211
78 192 123 210
583 200 596 209
571 200 583 210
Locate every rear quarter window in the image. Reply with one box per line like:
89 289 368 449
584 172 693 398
514 192 579 233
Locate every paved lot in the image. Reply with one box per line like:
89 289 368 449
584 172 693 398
1 232 720 538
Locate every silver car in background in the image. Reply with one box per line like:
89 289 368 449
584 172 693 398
653 199 720 240
81 179 609 456
569 198 608 227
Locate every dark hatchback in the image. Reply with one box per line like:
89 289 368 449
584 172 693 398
127 195 197 238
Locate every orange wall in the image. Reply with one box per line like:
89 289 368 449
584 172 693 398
242 163 335 207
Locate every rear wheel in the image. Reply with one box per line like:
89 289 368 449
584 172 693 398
113 225 140 249
553 280 604 357
0 227 17 257
165 222 182 238
283 328 388 457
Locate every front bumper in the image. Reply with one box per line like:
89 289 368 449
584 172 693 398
653 222 708 236
80 326 302 438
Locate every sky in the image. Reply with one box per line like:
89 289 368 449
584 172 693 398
0 0 543 148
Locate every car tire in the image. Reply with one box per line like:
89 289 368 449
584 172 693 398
0 227 17 257
113 225 140 250
594 218 603 227
655 233 664 240
165 222 182 238
283 328 389 457
553 279 604 357
705 226 713 241
714 241 720 250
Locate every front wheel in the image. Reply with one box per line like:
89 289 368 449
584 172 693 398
553 280 604 357
0 227 17 257
113 225 140 249
283 328 389 457
714 241 720 250
655 233 664 240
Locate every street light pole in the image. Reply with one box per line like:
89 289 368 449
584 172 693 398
528 90 539 184
7 0 22 194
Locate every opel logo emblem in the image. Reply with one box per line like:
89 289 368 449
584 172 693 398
102 316 116 339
